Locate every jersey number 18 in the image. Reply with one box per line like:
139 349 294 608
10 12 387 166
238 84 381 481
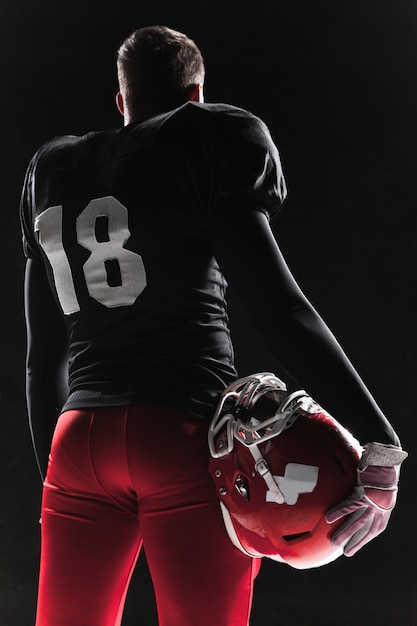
35 196 147 315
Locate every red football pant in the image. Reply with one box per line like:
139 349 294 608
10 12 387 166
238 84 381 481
36 406 261 626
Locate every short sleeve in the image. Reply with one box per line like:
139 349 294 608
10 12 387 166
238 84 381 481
211 109 287 222
20 154 41 259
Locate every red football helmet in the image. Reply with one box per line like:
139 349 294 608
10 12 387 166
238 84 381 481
208 372 362 569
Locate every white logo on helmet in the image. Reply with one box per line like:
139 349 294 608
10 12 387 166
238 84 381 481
266 463 319 505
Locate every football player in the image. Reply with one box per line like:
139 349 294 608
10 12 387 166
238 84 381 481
21 25 406 626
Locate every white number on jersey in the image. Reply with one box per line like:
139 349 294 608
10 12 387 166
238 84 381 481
35 196 147 315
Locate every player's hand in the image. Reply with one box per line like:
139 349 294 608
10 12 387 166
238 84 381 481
325 442 408 557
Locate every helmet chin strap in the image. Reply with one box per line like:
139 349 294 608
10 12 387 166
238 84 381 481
249 443 285 504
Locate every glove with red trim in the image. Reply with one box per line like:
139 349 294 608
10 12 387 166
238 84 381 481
325 442 408 556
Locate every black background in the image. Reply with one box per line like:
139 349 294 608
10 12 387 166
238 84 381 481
0 1 416 624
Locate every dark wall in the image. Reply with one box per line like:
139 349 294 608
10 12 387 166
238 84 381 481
0 1 415 624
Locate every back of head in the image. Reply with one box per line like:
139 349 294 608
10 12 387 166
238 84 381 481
117 25 205 119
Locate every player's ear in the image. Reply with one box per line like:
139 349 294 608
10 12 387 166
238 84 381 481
187 84 204 103
116 92 125 116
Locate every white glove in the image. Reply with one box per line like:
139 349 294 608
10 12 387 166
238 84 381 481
325 442 407 556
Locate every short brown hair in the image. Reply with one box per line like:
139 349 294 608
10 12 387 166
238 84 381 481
117 26 205 117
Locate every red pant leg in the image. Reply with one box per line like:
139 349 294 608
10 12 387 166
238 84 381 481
36 410 142 626
125 406 261 626
35 407 261 626
139 501 260 626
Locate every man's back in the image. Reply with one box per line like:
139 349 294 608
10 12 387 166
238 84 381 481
21 102 285 419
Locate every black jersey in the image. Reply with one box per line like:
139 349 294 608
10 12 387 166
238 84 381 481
21 102 286 420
